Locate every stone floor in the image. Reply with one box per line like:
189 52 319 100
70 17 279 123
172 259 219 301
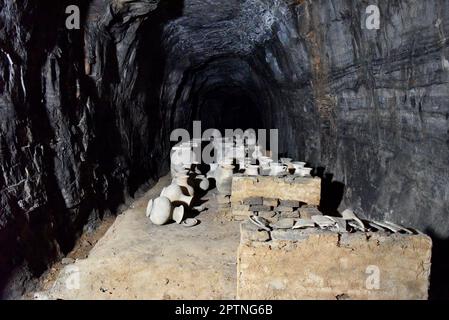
43 175 240 300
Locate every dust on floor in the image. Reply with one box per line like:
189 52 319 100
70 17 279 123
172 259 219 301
36 175 241 300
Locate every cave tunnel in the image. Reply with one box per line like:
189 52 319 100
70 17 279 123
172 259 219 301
1 0 449 300
165 56 269 135
194 86 264 133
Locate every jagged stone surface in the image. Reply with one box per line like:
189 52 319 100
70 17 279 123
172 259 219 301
0 0 167 295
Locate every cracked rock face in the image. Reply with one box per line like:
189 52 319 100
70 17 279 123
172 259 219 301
1 0 449 297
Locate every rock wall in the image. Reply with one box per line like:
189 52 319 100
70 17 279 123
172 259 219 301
0 0 177 296
288 0 449 240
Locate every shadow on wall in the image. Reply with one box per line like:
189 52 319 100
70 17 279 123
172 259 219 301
315 167 345 217
427 230 449 300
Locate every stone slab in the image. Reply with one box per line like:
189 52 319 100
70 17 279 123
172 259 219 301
249 205 272 212
279 200 301 207
275 206 294 212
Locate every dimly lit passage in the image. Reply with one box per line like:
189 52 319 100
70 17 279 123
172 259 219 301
0 0 448 300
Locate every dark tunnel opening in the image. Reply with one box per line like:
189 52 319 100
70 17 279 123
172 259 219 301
193 86 264 133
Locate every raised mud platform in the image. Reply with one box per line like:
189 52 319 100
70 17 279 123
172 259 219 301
231 175 321 205
237 222 432 300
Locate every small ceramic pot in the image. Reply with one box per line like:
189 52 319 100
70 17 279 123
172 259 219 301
215 164 235 195
195 175 210 191
149 196 172 225
297 167 313 177
206 162 219 179
161 184 193 206
174 174 194 196
259 156 273 169
172 205 185 224
269 162 288 176
244 164 259 176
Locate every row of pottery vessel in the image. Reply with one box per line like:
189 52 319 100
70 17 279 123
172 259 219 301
149 139 314 225
146 163 209 226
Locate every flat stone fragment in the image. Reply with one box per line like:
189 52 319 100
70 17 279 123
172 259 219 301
279 200 301 207
263 198 279 207
242 197 263 205
271 218 295 229
292 219 315 229
275 206 294 212
299 206 322 219
280 211 300 219
249 205 272 212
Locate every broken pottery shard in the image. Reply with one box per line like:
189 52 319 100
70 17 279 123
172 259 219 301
328 216 348 233
369 221 401 233
292 219 315 229
249 215 271 231
311 215 335 229
384 221 414 234
348 221 365 232
341 209 365 230
271 218 295 229
367 221 388 232
182 218 198 228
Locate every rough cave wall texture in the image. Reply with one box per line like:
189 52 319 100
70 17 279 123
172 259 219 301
0 0 173 295
1 0 448 297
